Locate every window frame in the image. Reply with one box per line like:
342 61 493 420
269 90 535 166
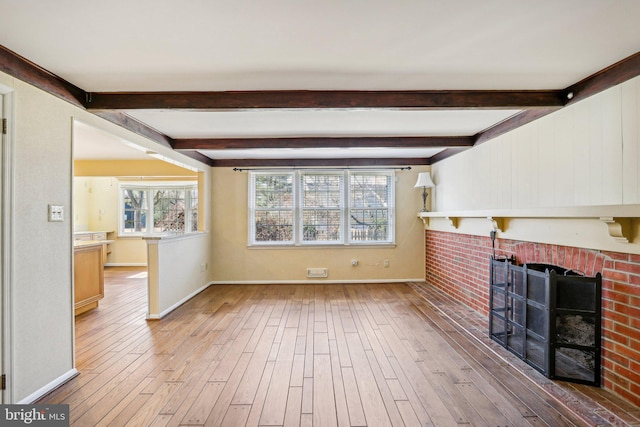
347 170 395 245
119 182 198 237
299 171 345 245
248 170 395 247
248 171 296 246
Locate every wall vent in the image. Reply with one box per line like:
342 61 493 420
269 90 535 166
307 268 328 278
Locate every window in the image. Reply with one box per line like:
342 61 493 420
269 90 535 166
120 184 198 236
249 170 394 246
349 173 392 242
301 173 343 243
252 173 294 244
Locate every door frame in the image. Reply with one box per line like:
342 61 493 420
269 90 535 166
0 87 15 403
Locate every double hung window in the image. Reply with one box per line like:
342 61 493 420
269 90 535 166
121 183 198 236
249 170 394 246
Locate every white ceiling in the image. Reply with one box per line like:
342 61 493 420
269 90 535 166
126 109 521 138
2 0 640 162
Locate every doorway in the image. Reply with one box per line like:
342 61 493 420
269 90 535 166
71 119 201 353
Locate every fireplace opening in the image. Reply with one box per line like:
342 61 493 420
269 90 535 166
489 258 602 386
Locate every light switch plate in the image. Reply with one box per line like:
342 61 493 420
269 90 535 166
48 204 64 222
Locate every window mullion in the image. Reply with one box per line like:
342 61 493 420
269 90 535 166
185 188 191 232
344 170 350 244
295 171 301 245
147 188 153 236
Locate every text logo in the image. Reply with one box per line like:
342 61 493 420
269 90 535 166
1 405 69 426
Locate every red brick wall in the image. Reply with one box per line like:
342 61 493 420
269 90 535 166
424 229 640 406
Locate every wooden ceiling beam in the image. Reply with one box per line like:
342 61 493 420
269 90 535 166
86 90 563 110
470 51 640 153
0 45 86 108
473 108 559 146
426 147 473 164
208 157 430 168
92 111 175 149
3 42 639 167
172 136 474 150
564 51 640 106
176 150 216 166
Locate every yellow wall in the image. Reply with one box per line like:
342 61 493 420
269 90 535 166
74 157 201 266
74 177 146 265
74 159 198 178
210 166 429 283
74 175 200 265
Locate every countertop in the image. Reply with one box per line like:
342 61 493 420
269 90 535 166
74 240 114 249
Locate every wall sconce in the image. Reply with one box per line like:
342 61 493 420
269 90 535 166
414 172 435 212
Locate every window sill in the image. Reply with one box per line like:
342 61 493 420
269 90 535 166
118 231 207 240
143 231 208 241
248 243 396 249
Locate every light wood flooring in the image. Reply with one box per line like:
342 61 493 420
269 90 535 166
38 267 637 426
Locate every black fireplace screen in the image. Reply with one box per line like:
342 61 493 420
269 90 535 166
489 257 602 386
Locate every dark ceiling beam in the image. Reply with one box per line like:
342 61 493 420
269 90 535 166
0 45 86 108
564 51 640 106
86 90 564 110
92 111 175 149
3 42 639 167
209 157 429 168
470 51 640 152
172 136 474 150
473 108 559 146
177 150 216 166
426 147 472 164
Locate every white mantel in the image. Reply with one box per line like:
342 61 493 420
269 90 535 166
418 205 640 255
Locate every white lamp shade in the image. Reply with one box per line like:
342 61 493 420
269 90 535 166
414 172 434 188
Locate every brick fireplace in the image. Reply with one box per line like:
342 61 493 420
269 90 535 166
424 229 640 406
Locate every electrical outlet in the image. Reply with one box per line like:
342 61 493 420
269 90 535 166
383 259 390 268
48 205 64 222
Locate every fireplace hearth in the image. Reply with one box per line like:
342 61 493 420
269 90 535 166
489 257 602 386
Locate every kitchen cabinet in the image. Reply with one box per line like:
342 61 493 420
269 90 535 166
74 230 113 264
74 242 104 315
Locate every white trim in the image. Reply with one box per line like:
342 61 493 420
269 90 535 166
16 369 79 404
104 263 148 267
146 282 212 320
143 231 208 244
1 88 15 403
209 278 424 285
69 118 77 383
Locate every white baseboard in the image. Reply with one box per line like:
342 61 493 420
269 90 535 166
17 368 79 404
146 282 213 320
209 278 425 285
105 262 147 267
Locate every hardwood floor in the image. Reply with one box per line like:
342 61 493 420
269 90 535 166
38 268 636 426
